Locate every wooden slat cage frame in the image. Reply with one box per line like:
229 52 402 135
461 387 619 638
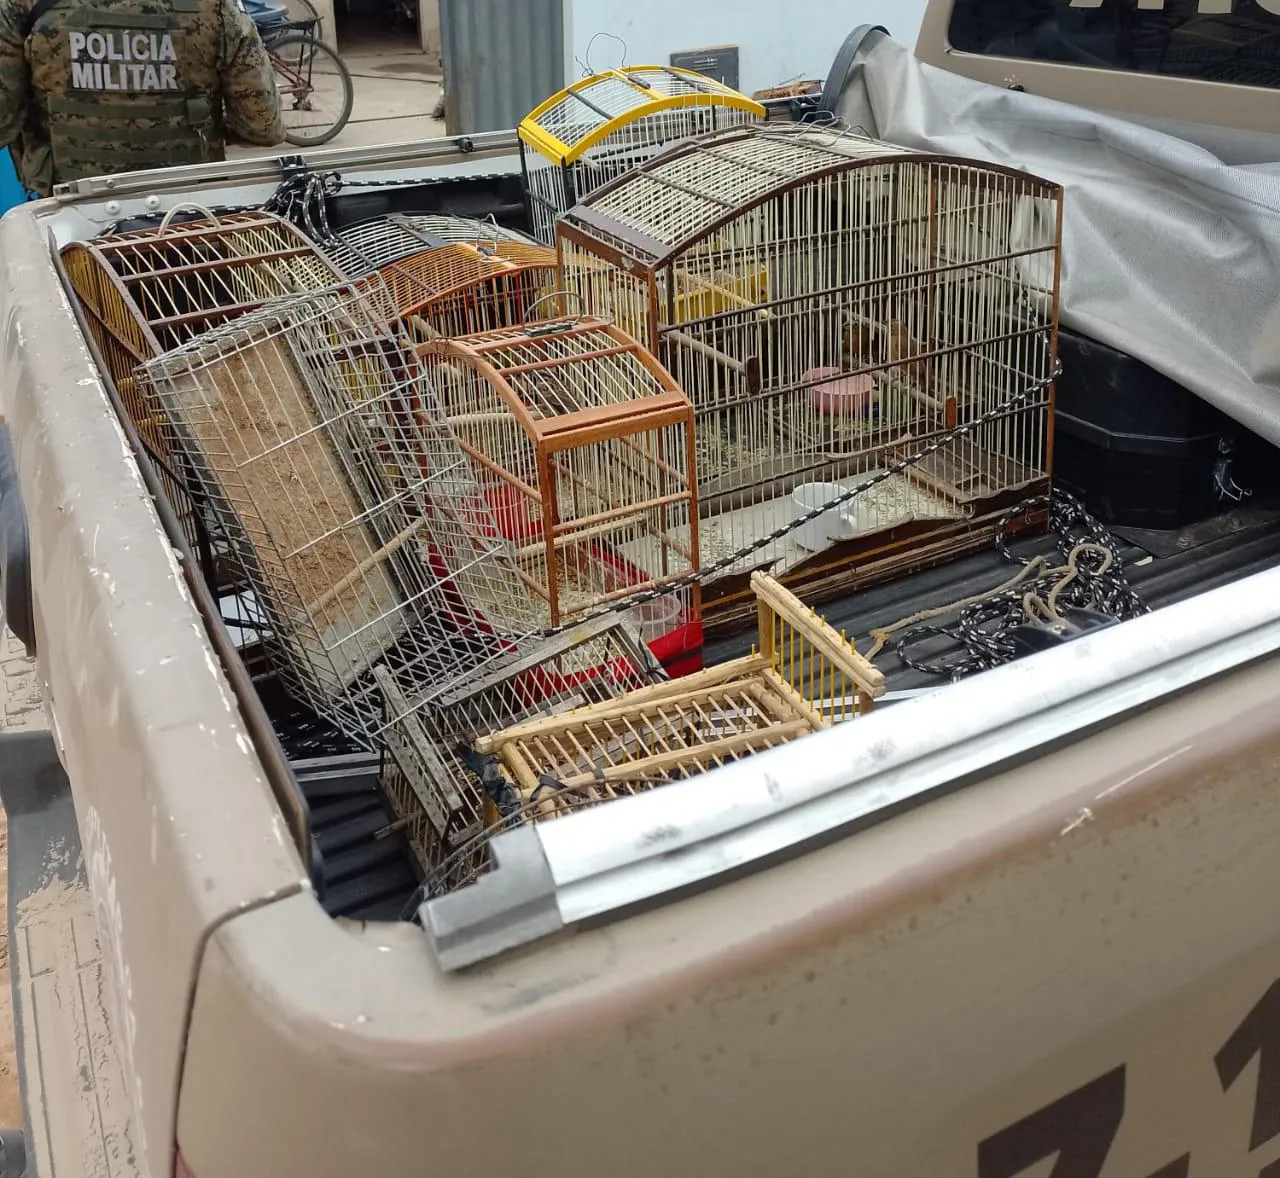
473 571 884 823
518 64 767 244
556 123 1065 634
416 315 704 661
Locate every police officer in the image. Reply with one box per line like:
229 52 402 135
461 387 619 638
0 0 284 196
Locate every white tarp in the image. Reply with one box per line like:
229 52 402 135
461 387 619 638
832 34 1280 446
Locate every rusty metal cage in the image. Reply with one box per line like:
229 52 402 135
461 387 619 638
518 66 766 244
557 124 1064 633
137 284 550 744
425 571 885 895
417 315 703 672
62 210 346 551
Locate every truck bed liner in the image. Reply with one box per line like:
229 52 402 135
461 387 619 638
706 499 1280 693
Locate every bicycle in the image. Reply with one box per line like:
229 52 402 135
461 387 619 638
246 0 355 147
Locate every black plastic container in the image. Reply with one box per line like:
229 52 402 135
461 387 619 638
1052 328 1244 530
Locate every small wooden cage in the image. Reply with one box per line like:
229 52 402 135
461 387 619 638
465 572 884 834
417 316 703 673
557 124 1064 633
518 66 766 244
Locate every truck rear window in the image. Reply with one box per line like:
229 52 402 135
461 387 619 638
947 0 1280 91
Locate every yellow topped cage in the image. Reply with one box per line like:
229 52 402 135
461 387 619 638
518 65 766 244
557 123 1064 633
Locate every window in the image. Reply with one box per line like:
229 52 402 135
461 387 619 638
947 0 1280 91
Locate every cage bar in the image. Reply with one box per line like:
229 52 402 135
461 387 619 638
557 123 1064 633
518 65 766 244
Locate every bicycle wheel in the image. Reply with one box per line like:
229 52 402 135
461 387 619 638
269 32 354 147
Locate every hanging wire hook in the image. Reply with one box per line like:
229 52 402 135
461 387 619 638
520 288 605 333
159 201 221 232
576 30 628 78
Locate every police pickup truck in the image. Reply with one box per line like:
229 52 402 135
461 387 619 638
1 1 1279 1175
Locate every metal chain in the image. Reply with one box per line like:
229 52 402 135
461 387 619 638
893 490 1149 681
523 362 1061 640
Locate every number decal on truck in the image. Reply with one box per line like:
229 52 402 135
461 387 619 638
1215 980 1280 1154
977 1067 1125 1178
978 976 1280 1178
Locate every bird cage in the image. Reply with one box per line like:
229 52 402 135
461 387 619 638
417 315 703 675
330 213 541 270
518 65 766 244
422 571 885 895
324 212 560 343
557 124 1064 633
137 284 554 745
378 609 669 872
62 210 345 551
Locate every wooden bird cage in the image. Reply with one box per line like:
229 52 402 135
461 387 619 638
557 124 1064 634
420 571 886 895
62 210 345 550
138 284 551 745
417 316 704 676
379 609 669 873
518 65 766 244
326 213 560 343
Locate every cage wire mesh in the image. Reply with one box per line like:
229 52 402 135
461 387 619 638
426 571 885 896
62 211 347 553
417 315 703 669
329 213 542 270
518 65 766 244
557 123 1064 629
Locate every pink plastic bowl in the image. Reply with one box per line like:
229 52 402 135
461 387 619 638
806 367 877 415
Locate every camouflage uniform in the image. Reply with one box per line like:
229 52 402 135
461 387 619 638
0 0 284 195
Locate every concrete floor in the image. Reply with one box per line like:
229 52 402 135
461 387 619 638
230 42 447 159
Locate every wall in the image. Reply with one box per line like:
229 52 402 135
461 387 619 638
565 0 929 94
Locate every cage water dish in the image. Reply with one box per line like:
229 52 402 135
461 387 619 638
417 316 703 674
518 66 766 244
557 124 1064 632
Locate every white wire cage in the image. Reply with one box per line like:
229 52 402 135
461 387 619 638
518 65 766 245
557 123 1065 632
137 283 551 743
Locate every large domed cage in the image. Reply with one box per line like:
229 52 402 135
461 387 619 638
417 315 704 676
556 124 1064 634
61 210 346 550
424 571 886 898
518 65 766 245
324 213 561 344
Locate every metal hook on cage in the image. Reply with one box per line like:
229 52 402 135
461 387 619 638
520 288 607 334
159 201 222 232
576 30 628 78
473 212 501 257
